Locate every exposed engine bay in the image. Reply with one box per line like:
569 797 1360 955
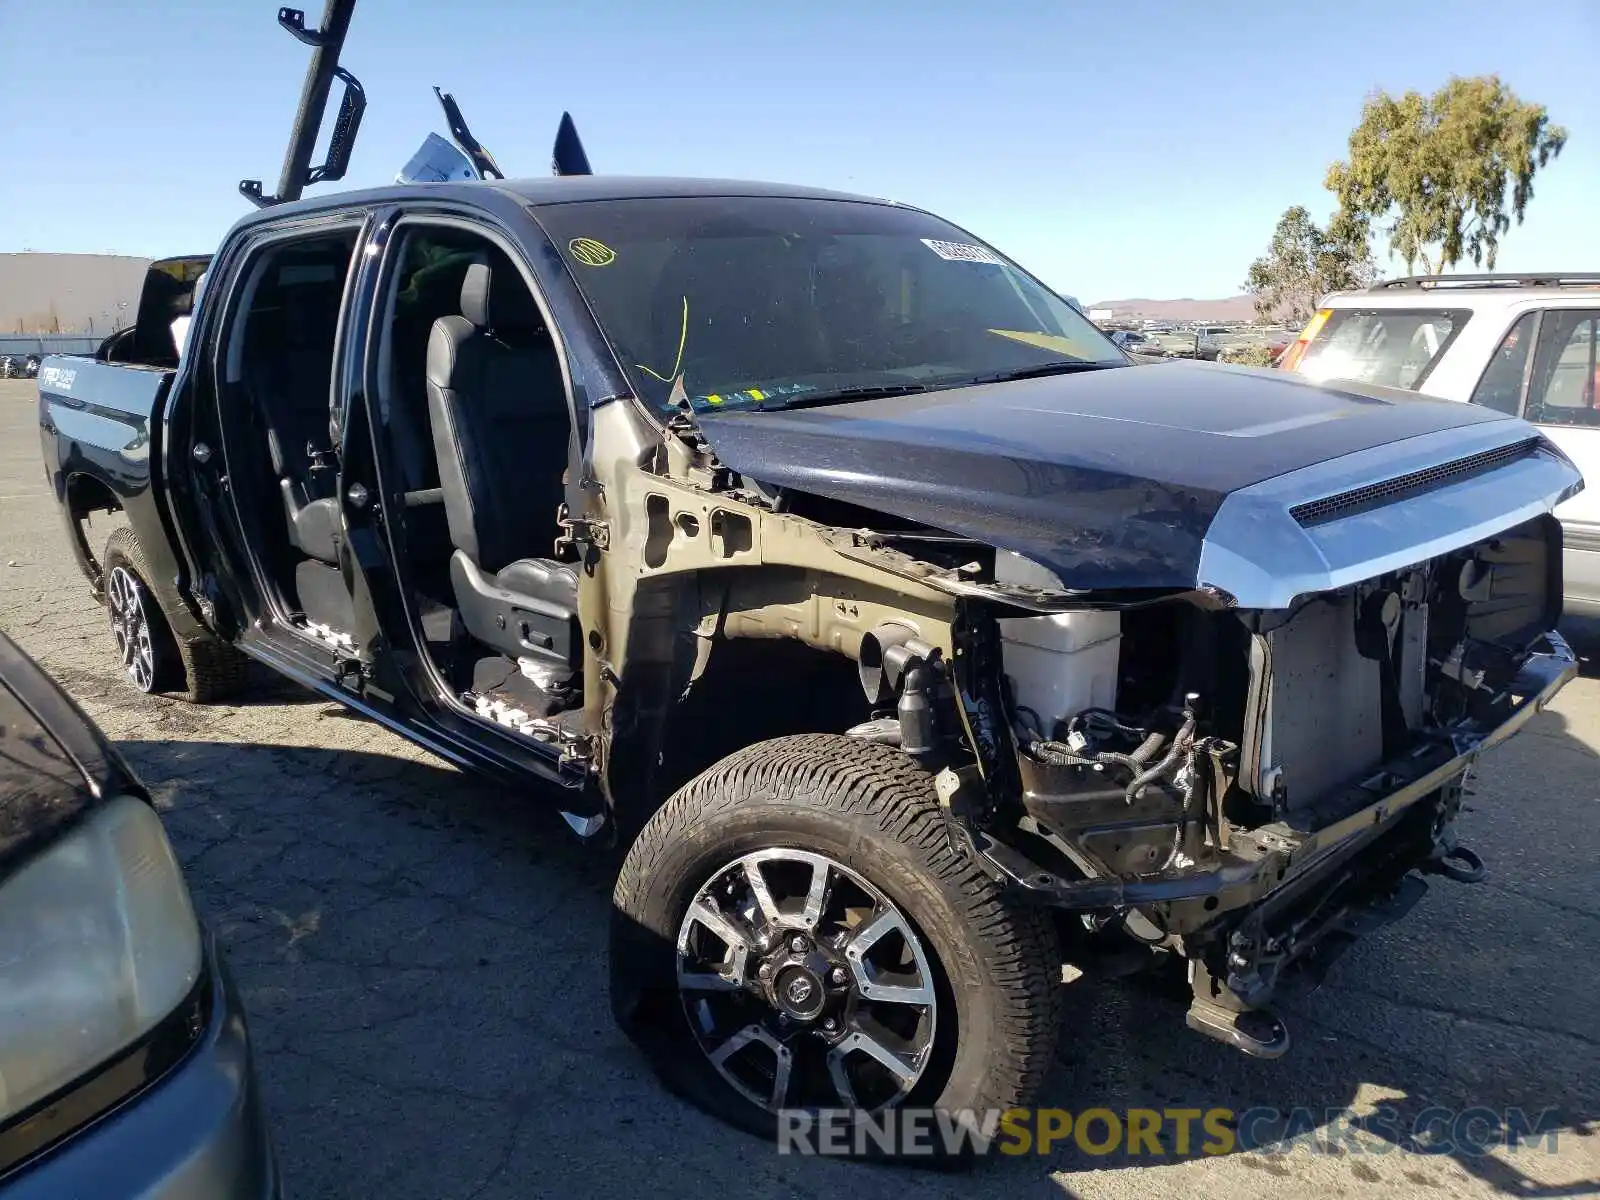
1006 515 1556 825
818 511 1568 1057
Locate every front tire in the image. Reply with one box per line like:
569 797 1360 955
611 734 1062 1150
102 527 249 703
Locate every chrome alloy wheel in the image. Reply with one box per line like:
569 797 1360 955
107 565 158 692
676 848 939 1113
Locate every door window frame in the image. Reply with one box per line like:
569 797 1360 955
1524 308 1600 427
202 211 373 636
346 206 587 761
1472 306 1600 424
361 207 587 482
1467 308 1544 418
214 213 371 428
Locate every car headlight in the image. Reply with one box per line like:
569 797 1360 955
0 796 201 1123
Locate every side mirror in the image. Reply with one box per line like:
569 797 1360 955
308 68 366 185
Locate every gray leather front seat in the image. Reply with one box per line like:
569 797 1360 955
424 259 578 671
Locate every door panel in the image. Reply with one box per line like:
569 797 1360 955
158 235 265 642
172 219 371 682
330 208 425 698
1527 310 1600 532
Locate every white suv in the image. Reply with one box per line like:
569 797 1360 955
1280 274 1600 614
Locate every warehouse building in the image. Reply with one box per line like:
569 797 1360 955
0 252 152 336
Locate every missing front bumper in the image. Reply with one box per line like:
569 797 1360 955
976 629 1576 1054
979 630 1574 917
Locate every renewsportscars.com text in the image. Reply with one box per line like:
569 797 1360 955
775 1106 1564 1158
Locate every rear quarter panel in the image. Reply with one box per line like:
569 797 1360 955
36 356 205 639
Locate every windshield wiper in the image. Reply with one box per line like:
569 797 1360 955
764 383 931 411
706 362 1117 415
959 360 1123 386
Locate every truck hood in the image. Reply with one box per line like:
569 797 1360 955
694 362 1582 605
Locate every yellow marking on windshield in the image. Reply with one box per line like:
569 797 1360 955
988 329 1097 358
706 394 724 405
748 388 765 401
637 296 690 383
569 237 616 267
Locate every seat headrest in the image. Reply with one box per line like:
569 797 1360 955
459 260 543 335
459 260 492 327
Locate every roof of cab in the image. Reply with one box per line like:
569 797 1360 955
497 175 897 207
231 174 903 232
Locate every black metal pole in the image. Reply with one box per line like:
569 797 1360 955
274 0 357 204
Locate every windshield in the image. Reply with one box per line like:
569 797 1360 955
534 196 1124 414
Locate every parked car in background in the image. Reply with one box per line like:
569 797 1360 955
3 356 52 379
1280 273 1600 614
0 632 277 1196
1193 326 1232 360
1107 329 1166 355
1151 327 1228 361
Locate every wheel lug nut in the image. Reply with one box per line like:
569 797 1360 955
789 934 807 953
830 967 848 986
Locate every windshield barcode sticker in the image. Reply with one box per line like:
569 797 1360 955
921 239 1003 265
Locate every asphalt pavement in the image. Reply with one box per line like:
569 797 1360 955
1 380 1595 1198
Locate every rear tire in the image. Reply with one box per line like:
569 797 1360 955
610 734 1063 1157
102 527 249 703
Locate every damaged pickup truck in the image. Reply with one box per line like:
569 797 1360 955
37 161 1581 1136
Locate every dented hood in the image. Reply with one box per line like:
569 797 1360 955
694 362 1580 602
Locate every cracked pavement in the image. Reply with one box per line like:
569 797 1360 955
2 380 1597 1199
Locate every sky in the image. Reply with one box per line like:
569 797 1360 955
2 0 1597 302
